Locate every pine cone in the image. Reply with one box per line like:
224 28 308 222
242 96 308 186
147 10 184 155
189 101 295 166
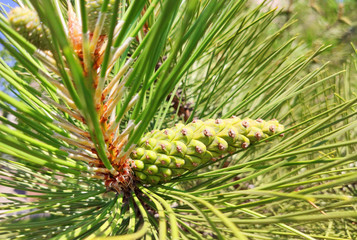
86 0 116 35
8 7 51 50
130 117 284 184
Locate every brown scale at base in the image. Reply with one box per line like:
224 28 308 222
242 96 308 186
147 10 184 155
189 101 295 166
104 161 134 193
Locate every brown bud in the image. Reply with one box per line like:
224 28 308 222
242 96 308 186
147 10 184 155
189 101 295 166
255 132 262 140
269 125 276 133
203 129 212 137
242 121 249 128
241 142 249 149
195 146 203 154
228 129 236 138
215 119 223 124
218 143 226 151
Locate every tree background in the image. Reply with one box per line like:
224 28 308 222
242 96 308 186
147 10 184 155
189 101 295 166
0 0 356 239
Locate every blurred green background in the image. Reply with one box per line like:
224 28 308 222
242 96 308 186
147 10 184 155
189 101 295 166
265 0 357 67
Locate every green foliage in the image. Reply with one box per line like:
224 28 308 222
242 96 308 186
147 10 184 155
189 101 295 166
0 0 356 239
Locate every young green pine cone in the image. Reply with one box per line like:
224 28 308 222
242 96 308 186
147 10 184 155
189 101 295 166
8 7 51 50
130 117 284 184
86 0 116 35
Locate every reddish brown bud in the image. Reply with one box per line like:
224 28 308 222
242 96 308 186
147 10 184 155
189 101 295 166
269 125 276 133
255 132 262 140
195 146 203 153
203 129 212 137
228 129 236 138
218 143 225 150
